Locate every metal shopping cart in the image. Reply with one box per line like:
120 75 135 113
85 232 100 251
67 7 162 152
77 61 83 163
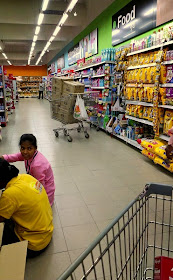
57 183 173 280
84 91 100 131
50 93 90 142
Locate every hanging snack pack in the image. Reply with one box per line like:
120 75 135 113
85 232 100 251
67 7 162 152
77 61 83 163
142 149 156 160
141 139 164 153
163 110 173 135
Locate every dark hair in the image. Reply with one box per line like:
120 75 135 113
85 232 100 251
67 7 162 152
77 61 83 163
19 134 37 148
0 159 19 186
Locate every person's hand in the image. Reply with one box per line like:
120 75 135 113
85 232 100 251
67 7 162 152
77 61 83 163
165 145 173 160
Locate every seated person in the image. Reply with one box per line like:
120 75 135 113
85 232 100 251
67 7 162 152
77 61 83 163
0 158 54 258
166 127 173 160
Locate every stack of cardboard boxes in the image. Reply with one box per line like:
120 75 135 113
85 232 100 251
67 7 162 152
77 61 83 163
51 77 85 123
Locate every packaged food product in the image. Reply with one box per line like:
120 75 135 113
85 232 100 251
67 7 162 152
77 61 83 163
155 145 167 160
126 104 131 115
150 67 157 84
154 156 173 172
142 149 156 160
160 65 167 84
163 110 173 134
158 108 165 124
143 107 149 119
160 88 166 105
137 105 143 118
134 105 138 117
144 87 148 102
138 88 144 101
139 68 145 84
166 88 173 105
148 107 153 122
166 65 173 83
131 105 136 116
141 139 164 153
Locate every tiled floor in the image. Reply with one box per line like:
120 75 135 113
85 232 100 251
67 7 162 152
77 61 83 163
1 99 173 280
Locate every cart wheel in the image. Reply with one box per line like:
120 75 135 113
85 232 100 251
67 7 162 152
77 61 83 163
55 131 59 138
85 133 89 139
64 130 68 136
77 128 81 133
96 127 100 131
67 136 73 142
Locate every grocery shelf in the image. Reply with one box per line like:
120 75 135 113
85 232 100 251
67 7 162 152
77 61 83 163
113 133 143 150
91 74 106 78
85 85 91 88
160 84 173 88
159 104 173 109
0 110 5 112
91 87 105 89
125 115 153 126
126 83 155 88
82 75 89 78
162 60 173 65
75 61 115 72
126 100 153 106
127 63 157 70
159 134 170 141
127 40 173 56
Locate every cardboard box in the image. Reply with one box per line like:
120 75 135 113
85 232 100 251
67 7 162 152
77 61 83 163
0 223 28 280
59 108 78 124
52 77 73 93
60 97 76 112
154 256 173 279
63 81 85 95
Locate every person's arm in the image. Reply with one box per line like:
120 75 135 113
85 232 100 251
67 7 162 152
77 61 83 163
2 152 24 163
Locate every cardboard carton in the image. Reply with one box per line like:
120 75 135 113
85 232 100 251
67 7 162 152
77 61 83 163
52 77 73 93
59 108 78 124
63 81 84 95
0 223 28 280
60 97 76 112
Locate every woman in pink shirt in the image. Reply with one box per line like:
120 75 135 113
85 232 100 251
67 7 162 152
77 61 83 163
166 127 173 160
2 134 55 206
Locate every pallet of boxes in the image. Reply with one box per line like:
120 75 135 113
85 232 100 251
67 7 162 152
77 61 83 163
51 77 85 124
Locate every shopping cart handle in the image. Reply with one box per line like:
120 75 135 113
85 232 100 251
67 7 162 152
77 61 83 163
139 183 173 199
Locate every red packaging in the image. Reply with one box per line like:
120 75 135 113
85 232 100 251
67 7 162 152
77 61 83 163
154 256 173 279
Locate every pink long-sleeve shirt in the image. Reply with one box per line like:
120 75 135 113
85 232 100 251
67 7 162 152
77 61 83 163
3 151 55 206
168 127 173 146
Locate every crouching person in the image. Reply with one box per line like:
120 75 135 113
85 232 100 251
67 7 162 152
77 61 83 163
0 159 53 258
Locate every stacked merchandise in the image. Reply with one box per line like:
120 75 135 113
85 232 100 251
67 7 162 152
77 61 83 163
17 76 42 98
51 77 84 123
45 75 52 101
0 66 6 127
4 75 15 115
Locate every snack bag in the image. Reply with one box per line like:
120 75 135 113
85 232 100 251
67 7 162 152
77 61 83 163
163 110 173 134
126 104 131 115
154 156 173 172
141 139 164 153
158 108 165 124
145 67 151 83
131 105 136 116
139 69 145 84
160 65 167 84
134 105 138 117
148 107 153 122
142 149 156 160
166 65 173 83
166 88 173 105
143 107 149 119
155 145 167 160
138 88 144 101
150 67 157 84
137 105 143 118
160 88 166 105
131 70 136 83
149 52 154 63
131 88 135 100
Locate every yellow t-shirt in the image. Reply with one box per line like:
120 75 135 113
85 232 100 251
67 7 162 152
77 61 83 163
0 174 54 251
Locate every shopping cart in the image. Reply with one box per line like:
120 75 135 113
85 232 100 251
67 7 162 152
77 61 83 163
84 91 100 131
57 183 173 280
50 93 90 142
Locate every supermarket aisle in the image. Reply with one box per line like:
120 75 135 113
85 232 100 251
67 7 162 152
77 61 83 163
1 99 173 280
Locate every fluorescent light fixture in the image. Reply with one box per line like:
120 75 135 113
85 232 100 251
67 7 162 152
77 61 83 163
139 20 156 29
112 29 120 36
37 13 44 25
32 42 36 47
124 19 138 29
53 26 61 37
123 31 136 38
7 60 11 65
35 26 40 35
49 36 55 43
31 47 34 52
42 0 50 11
45 41 51 50
66 0 78 12
59 13 68 26
0 46 1 50
144 7 156 16
33 35 38 42
2 53 7 59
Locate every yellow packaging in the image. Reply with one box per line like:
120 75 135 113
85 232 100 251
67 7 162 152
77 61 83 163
154 156 173 172
138 88 144 101
150 67 157 84
126 104 131 115
160 65 167 84
159 88 166 105
153 51 158 62
131 70 136 83
148 107 153 122
139 68 145 84
142 149 156 160
143 107 149 119
149 52 154 63
144 53 150 64
145 67 150 83
163 110 173 134
159 108 165 124
131 105 136 116
155 145 167 160
141 139 164 153
134 105 138 117
137 105 143 118
144 87 148 102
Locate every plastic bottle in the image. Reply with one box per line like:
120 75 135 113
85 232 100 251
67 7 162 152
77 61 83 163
156 29 160 45
160 28 164 44
148 35 152 47
151 31 156 46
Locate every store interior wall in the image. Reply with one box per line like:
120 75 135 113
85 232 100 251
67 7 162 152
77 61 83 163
3 65 47 76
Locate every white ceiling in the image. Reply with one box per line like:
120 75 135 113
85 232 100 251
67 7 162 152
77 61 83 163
0 0 115 66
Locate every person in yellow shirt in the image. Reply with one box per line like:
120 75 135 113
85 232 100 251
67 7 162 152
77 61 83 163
0 158 54 258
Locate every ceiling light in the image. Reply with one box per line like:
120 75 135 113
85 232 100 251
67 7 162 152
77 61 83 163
66 0 78 12
59 13 68 26
144 7 156 16
42 0 50 11
33 35 38 42
35 26 40 35
74 12 77 17
7 60 11 65
32 42 36 47
53 26 61 37
37 13 44 25
0 46 1 50
2 53 7 59
123 31 136 38
49 36 55 43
